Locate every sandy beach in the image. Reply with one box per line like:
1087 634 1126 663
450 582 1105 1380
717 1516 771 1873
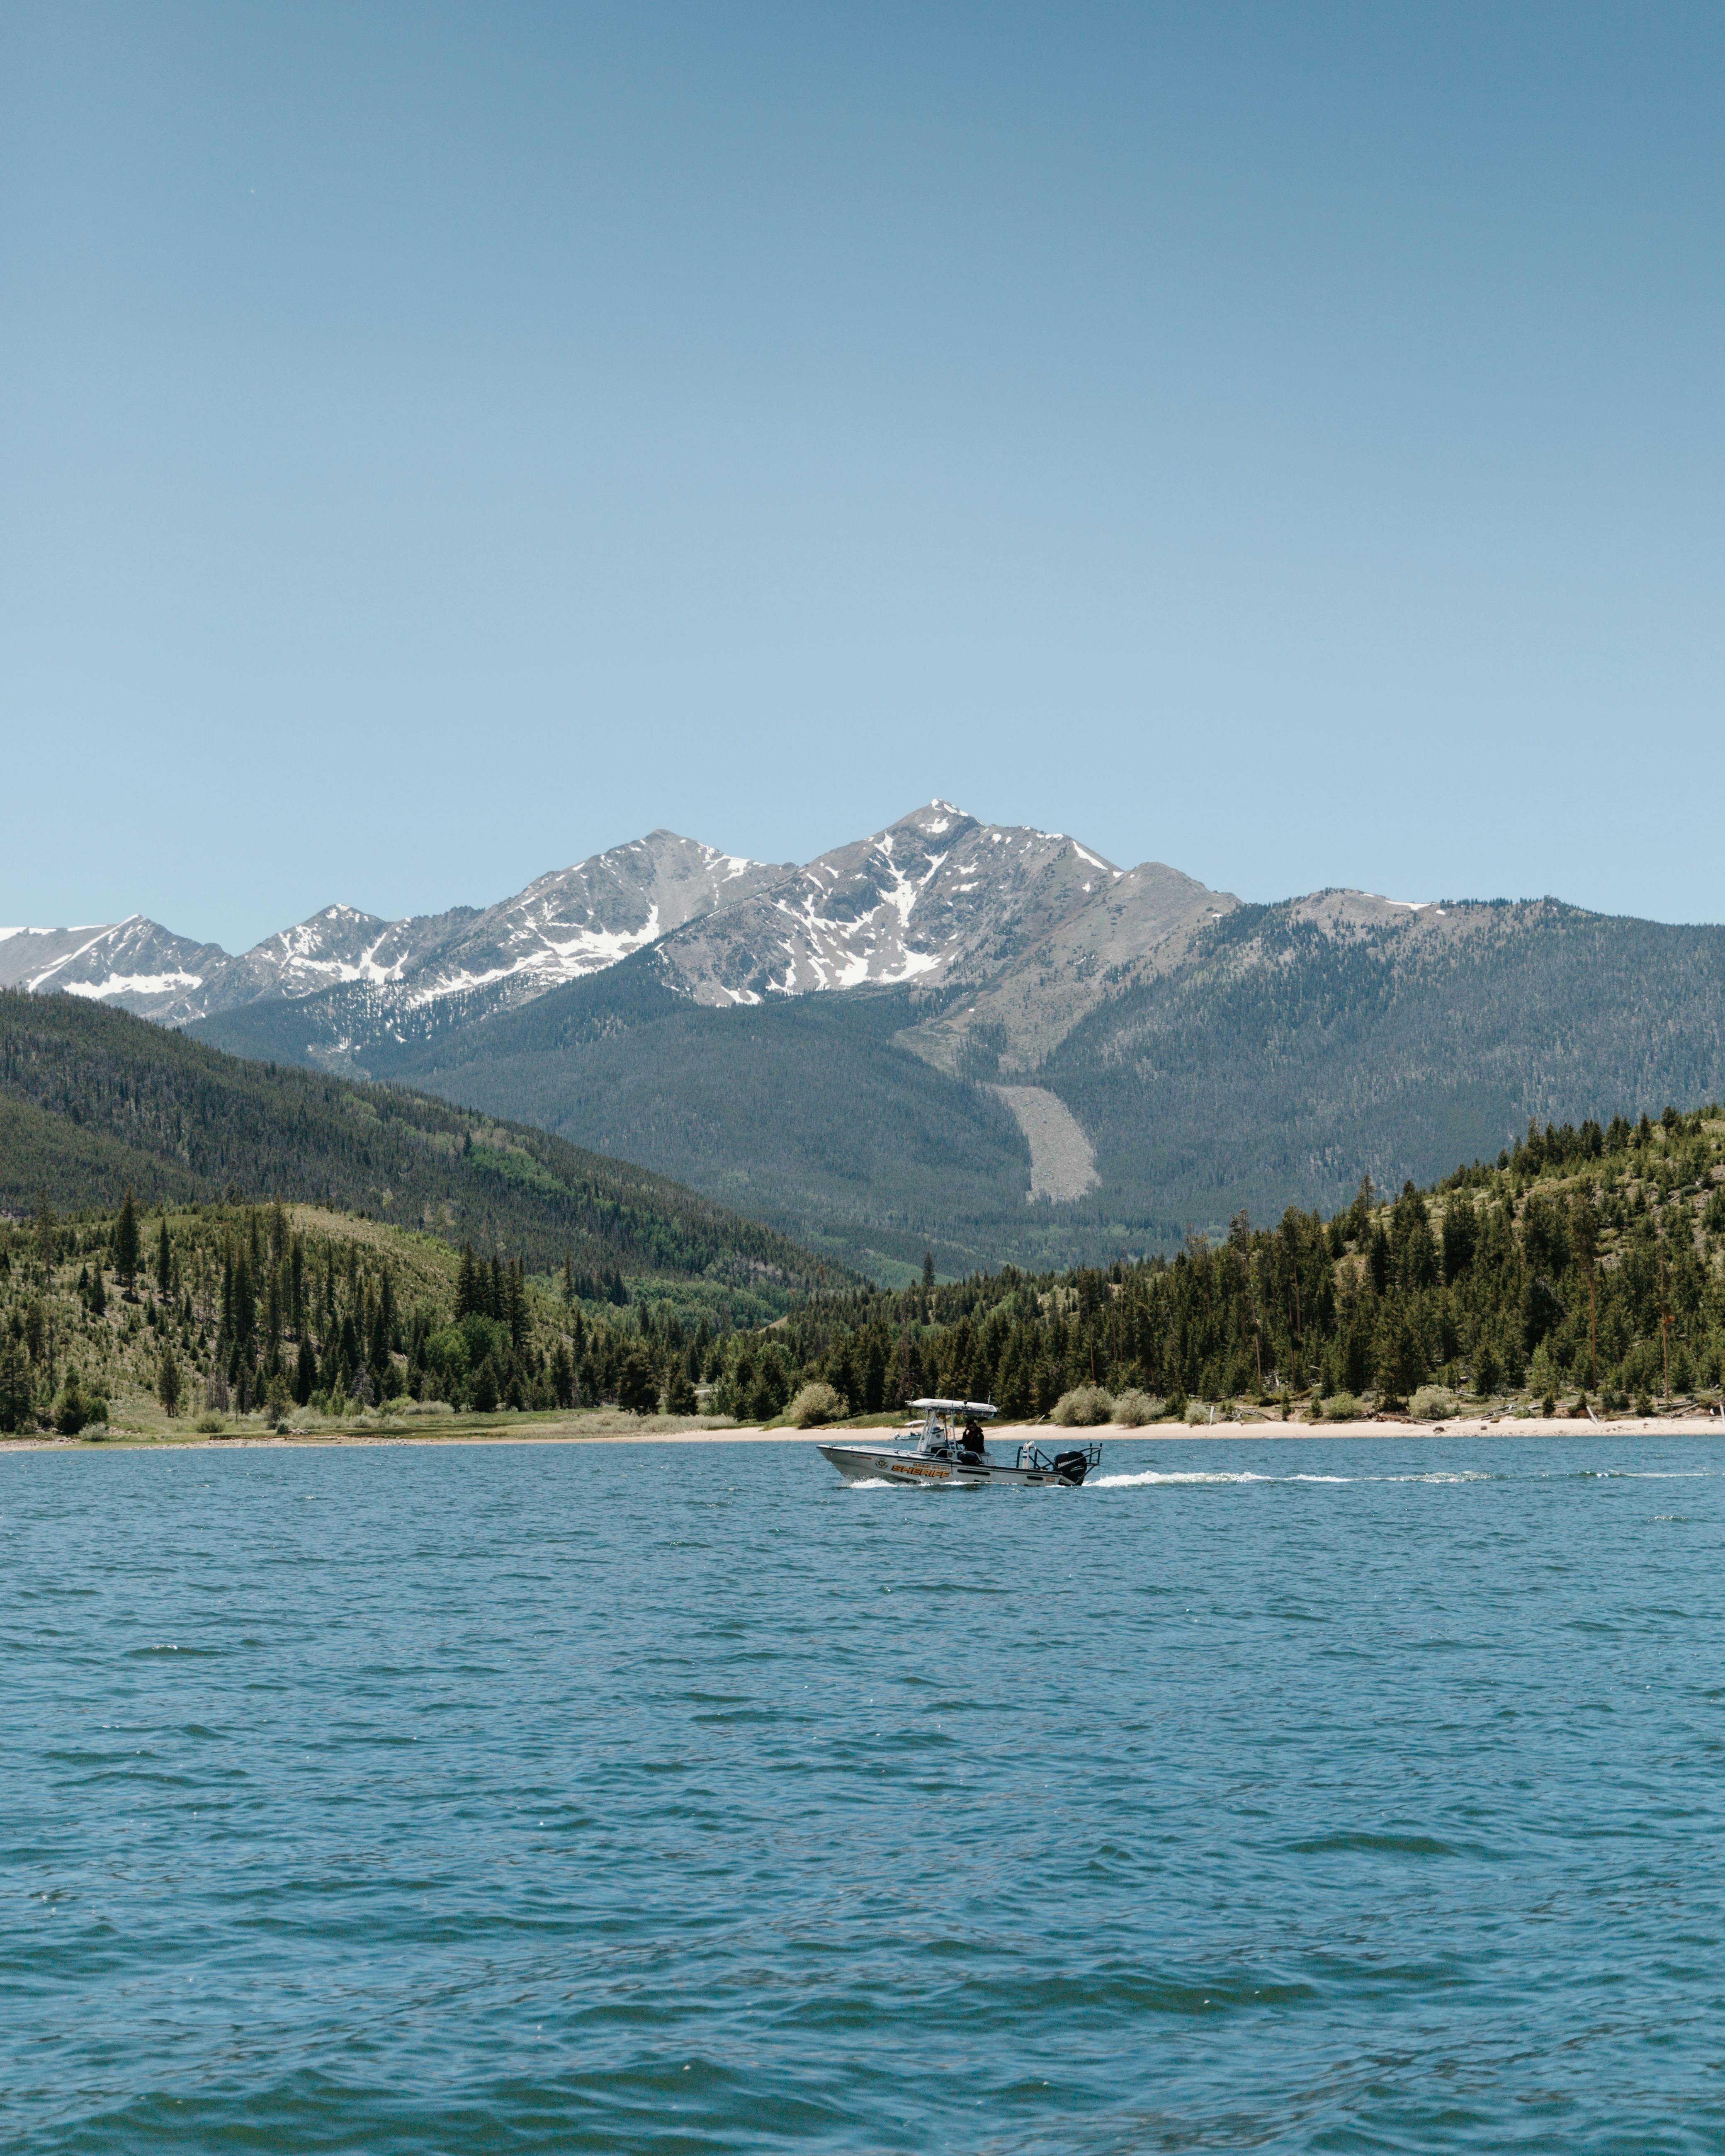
5 1412 1724 1452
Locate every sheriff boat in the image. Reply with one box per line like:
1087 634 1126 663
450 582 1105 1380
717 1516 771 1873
817 1398 1100 1488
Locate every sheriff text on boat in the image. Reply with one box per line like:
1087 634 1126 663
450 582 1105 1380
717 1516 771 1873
818 1399 1100 1488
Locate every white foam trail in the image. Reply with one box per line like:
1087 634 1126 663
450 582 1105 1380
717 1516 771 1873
1589 1469 1711 1480
1380 1471 1498 1484
1092 1468 1501 1490
1082 1462 1712 1496
1092 1470 1278 1488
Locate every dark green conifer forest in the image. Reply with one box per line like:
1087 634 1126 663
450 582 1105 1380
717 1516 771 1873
0 1194 793 1435
749 1102 1725 1421
0 989 839 1306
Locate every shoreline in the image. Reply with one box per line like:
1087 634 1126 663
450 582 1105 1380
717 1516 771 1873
4 1413 1723 1454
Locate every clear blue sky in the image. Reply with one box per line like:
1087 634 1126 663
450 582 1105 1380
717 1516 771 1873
4 1 1722 950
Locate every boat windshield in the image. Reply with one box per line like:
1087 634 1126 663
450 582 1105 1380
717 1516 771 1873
904 1399 997 1452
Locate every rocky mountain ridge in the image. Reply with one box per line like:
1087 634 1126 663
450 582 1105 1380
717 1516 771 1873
1 831 791 1032
8 804 1249 1074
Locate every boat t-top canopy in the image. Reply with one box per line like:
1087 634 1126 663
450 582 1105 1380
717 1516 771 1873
908 1397 999 1418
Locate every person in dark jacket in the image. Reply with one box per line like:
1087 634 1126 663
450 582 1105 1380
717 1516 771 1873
960 1416 986 1457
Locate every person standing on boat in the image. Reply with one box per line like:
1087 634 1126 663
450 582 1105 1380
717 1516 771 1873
960 1415 986 1457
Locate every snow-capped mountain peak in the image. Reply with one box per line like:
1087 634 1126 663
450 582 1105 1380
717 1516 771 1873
0 915 229 1017
5 812 1233 1078
647 804 1128 1008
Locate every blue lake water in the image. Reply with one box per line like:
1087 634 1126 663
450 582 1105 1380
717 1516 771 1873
7 1434 1725 2153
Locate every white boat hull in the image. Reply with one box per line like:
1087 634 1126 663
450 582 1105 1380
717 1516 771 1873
818 1443 1083 1488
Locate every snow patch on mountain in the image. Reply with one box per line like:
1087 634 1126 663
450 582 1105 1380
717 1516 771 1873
63 972 208 1000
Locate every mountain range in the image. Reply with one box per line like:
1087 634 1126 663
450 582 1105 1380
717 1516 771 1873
12 803 1725 1279
0 832 788 1028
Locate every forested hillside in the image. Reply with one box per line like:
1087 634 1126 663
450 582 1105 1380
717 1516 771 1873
12 1102 1719 1437
744 1101 1725 1420
0 991 840 1309
1043 898 1725 1228
198 956 1051 1279
374 962 1045 1279
0 1195 780 1434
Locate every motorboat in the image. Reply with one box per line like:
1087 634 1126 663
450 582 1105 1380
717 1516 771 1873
818 1397 1101 1488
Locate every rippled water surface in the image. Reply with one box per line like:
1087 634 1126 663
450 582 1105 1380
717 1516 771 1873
8 1434 1725 2152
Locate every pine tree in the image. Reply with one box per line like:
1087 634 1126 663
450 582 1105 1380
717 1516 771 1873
617 1344 658 1415
155 1216 173 1294
338 1310 360 1382
114 1189 140 1297
53 1367 90 1436
550 1340 576 1408
368 1286 390 1384
1372 1297 1421 1405
232 1250 255 1353
1441 1196 1477 1285
158 1346 182 1417
0 1337 31 1434
1572 1187 1599 1389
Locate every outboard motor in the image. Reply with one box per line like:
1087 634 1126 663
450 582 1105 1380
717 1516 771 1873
1052 1449 1089 1486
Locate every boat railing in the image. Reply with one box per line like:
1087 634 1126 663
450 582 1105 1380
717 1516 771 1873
1015 1440 1104 1475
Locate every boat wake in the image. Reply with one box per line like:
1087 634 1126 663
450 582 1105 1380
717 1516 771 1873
1094 1469 1272 1487
1091 1468 1503 1490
